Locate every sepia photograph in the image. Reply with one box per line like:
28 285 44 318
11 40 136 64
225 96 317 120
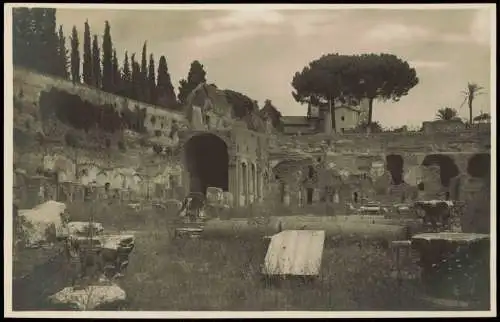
4 3 496 318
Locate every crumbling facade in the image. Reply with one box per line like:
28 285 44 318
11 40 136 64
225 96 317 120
12 67 491 210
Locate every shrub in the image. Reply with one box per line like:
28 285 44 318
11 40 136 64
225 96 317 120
64 131 80 148
118 140 127 152
139 137 149 147
153 144 163 154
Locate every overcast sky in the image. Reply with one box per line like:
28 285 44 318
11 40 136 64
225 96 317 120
55 5 494 128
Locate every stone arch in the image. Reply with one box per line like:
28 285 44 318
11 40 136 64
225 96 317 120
184 133 229 194
467 153 490 179
421 154 460 187
95 170 108 187
385 154 404 185
111 172 126 189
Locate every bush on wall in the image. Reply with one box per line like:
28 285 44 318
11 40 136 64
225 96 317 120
39 88 148 134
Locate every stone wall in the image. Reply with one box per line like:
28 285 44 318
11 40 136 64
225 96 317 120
422 120 467 134
13 67 188 137
11 67 491 210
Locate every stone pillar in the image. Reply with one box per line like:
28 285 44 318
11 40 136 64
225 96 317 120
257 165 263 202
250 163 256 204
228 156 239 208
245 162 250 205
297 188 303 208
313 188 321 203
239 162 247 207
454 154 470 177
283 183 290 206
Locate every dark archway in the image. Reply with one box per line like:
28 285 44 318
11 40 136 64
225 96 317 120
386 154 404 185
184 133 229 194
422 154 459 187
467 153 490 179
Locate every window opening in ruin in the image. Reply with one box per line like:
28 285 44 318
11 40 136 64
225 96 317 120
185 133 229 194
307 188 314 205
169 175 177 188
341 116 345 121
467 153 490 178
417 182 425 191
422 154 459 187
308 165 315 179
385 154 405 185
104 182 110 192
353 192 359 203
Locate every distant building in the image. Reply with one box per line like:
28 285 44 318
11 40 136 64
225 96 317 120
281 98 370 135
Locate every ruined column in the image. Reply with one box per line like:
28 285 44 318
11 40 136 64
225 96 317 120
283 183 291 206
228 155 238 208
239 162 247 207
257 165 263 202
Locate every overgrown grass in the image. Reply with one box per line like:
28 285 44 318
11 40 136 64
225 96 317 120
14 202 474 311
120 230 432 311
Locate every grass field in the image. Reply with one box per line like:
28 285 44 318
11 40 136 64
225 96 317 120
119 229 432 311
12 201 475 311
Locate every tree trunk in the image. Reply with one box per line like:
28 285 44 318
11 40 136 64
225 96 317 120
368 98 374 125
367 98 374 133
329 97 336 133
468 97 473 126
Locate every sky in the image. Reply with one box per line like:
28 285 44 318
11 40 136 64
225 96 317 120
54 5 494 128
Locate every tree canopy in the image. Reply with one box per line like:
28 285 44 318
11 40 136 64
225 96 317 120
291 53 419 132
102 21 113 92
436 107 459 121
178 60 207 104
13 8 64 77
461 82 486 125
223 89 258 119
473 112 491 123
70 26 80 83
82 20 92 85
157 55 177 108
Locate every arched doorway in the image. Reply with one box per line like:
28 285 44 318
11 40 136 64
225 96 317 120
184 133 229 195
467 153 490 179
422 154 459 187
386 154 404 185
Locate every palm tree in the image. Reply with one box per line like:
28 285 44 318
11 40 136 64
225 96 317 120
473 112 491 124
435 107 459 121
460 83 486 125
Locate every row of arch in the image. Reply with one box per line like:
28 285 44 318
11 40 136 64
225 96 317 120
385 153 490 187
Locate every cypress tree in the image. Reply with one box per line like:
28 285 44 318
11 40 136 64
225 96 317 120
112 48 121 94
91 35 102 88
122 51 132 97
157 55 177 108
70 25 80 83
57 25 69 79
131 53 140 100
82 20 92 85
148 53 157 104
12 8 33 68
178 60 207 104
101 21 113 92
140 42 149 102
